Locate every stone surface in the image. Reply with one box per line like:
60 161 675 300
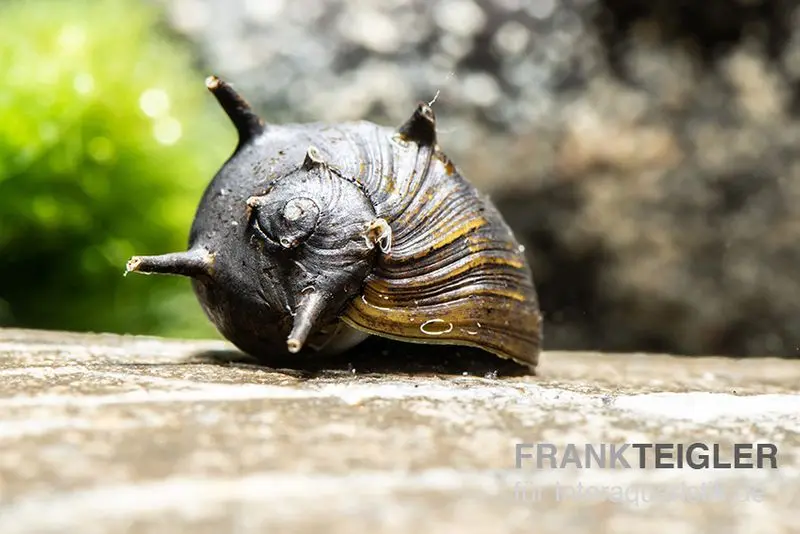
0 327 798 533
154 0 800 358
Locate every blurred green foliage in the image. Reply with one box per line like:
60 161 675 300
0 0 235 337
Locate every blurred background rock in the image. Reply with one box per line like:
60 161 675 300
2 0 800 357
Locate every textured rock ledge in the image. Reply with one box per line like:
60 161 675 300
0 327 798 534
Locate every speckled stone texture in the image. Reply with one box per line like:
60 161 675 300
0 328 798 533
154 0 800 357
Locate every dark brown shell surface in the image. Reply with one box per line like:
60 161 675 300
273 106 543 368
126 78 541 371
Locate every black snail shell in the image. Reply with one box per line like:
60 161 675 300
126 76 543 372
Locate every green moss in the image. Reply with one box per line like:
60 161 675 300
0 0 235 337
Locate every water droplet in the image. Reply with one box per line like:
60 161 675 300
420 319 454 336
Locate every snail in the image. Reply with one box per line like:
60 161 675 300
126 76 543 372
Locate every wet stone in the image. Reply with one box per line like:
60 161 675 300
0 327 798 533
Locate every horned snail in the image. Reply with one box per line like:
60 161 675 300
126 76 543 372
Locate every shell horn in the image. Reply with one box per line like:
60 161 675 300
205 75 265 148
397 102 437 146
286 290 327 353
125 248 214 278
